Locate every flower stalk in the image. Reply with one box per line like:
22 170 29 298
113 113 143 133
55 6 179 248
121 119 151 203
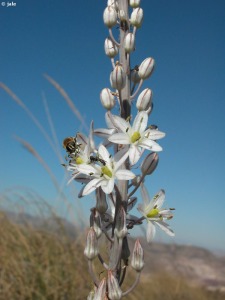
63 0 175 297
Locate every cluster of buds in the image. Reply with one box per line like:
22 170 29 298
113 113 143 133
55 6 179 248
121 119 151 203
64 1 175 299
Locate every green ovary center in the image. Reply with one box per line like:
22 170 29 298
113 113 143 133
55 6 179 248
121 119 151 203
131 131 141 143
76 157 84 164
147 208 160 218
101 166 112 178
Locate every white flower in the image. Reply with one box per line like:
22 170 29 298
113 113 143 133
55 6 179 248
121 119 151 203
138 184 175 243
108 111 165 165
76 145 135 195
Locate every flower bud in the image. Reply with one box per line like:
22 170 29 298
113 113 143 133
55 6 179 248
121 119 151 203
119 9 126 21
84 227 98 260
108 271 122 300
108 0 118 11
124 33 135 53
130 8 143 28
103 6 117 28
100 88 116 110
141 152 159 175
136 88 153 111
131 239 144 272
131 66 141 83
110 63 126 90
96 187 108 214
94 278 107 299
114 206 128 238
138 57 155 79
91 209 102 239
129 0 141 8
104 37 119 58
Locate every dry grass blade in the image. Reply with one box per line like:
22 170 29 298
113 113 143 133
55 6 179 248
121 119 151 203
14 135 65 200
0 82 58 155
44 74 89 133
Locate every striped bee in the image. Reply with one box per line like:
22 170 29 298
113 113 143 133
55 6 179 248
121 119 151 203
63 136 81 157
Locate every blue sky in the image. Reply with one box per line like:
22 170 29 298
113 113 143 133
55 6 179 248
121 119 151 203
1 0 225 252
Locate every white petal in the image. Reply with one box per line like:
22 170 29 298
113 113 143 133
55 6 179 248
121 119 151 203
108 133 130 144
116 169 136 180
82 178 104 195
133 111 148 133
94 128 116 138
101 178 114 194
146 221 156 243
140 183 153 209
155 220 175 237
98 144 111 164
152 189 165 209
129 144 142 165
144 129 166 140
139 138 163 152
106 112 130 133
76 164 99 176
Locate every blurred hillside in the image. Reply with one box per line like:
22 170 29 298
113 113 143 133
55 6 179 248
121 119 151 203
0 210 224 299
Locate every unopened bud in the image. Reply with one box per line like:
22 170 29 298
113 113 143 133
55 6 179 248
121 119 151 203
141 152 159 175
94 278 107 299
131 239 144 272
90 209 102 239
130 8 143 28
103 6 117 28
96 187 108 214
131 66 141 83
108 0 118 11
104 37 119 58
110 63 126 90
136 88 153 111
114 206 127 238
129 0 141 8
138 57 155 79
84 227 98 260
119 9 126 21
108 271 122 300
100 88 116 110
124 33 135 53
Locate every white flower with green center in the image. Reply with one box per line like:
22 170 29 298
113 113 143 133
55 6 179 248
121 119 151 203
138 184 175 243
107 111 165 165
76 145 135 195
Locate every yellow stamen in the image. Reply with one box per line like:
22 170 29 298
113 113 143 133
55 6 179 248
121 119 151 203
147 208 159 218
101 166 112 178
76 157 84 164
131 131 141 143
